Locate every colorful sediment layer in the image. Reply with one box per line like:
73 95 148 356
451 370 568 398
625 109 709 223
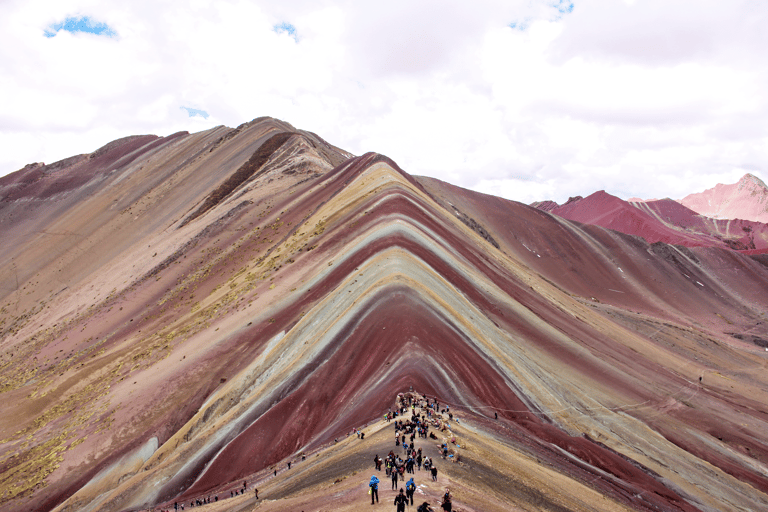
1 118 767 512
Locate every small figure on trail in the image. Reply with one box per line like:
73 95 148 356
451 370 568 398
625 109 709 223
417 502 433 512
394 488 408 512
431 465 438 481
254 488 259 499
405 477 416 505
441 490 452 511
361 432 365 439
287 461 291 470
494 412 498 420
369 475 380 504
391 466 399 489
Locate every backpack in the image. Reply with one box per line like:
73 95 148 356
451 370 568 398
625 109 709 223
407 481 415 492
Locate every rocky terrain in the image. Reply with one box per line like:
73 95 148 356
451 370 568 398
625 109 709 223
1 118 767 512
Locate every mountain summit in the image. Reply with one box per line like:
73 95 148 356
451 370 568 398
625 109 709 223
1 118 768 512
679 173 768 223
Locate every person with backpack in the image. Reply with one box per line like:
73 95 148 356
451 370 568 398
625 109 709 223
369 475 379 504
405 477 416 505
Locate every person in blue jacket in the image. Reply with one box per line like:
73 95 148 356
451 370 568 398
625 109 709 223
369 475 380 504
405 477 416 505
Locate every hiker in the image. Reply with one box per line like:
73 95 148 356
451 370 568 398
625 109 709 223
391 466 399 489
394 488 408 512
369 475 380 504
254 488 258 499
417 502 433 512
441 490 452 511
431 465 438 481
405 477 416 505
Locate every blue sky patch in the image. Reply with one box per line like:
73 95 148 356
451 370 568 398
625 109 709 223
553 1 575 15
181 107 209 119
509 20 530 31
44 16 116 38
273 22 298 41
511 1 573 28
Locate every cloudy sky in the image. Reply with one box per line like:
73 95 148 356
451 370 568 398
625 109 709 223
1 0 767 204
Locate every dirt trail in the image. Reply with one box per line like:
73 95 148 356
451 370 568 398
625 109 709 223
150 393 630 512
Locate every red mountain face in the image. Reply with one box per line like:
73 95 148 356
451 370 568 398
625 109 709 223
535 190 768 254
1 118 768 512
680 173 768 223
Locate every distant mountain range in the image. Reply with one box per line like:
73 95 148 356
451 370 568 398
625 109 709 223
2 119 768 512
532 174 768 254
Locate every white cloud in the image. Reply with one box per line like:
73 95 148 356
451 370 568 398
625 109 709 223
0 0 766 206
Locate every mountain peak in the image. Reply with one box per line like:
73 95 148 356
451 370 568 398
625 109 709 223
680 173 768 223
737 172 768 190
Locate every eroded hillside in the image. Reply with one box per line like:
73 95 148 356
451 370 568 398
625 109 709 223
1 118 767 512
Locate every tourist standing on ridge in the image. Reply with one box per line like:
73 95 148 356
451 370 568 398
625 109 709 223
405 477 415 505
394 488 408 512
369 475 380 504
391 464 399 489
441 490 452 511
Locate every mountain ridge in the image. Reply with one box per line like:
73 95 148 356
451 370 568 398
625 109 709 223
1 118 767 512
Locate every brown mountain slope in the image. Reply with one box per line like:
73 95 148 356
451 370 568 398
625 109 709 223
0 119 766 512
